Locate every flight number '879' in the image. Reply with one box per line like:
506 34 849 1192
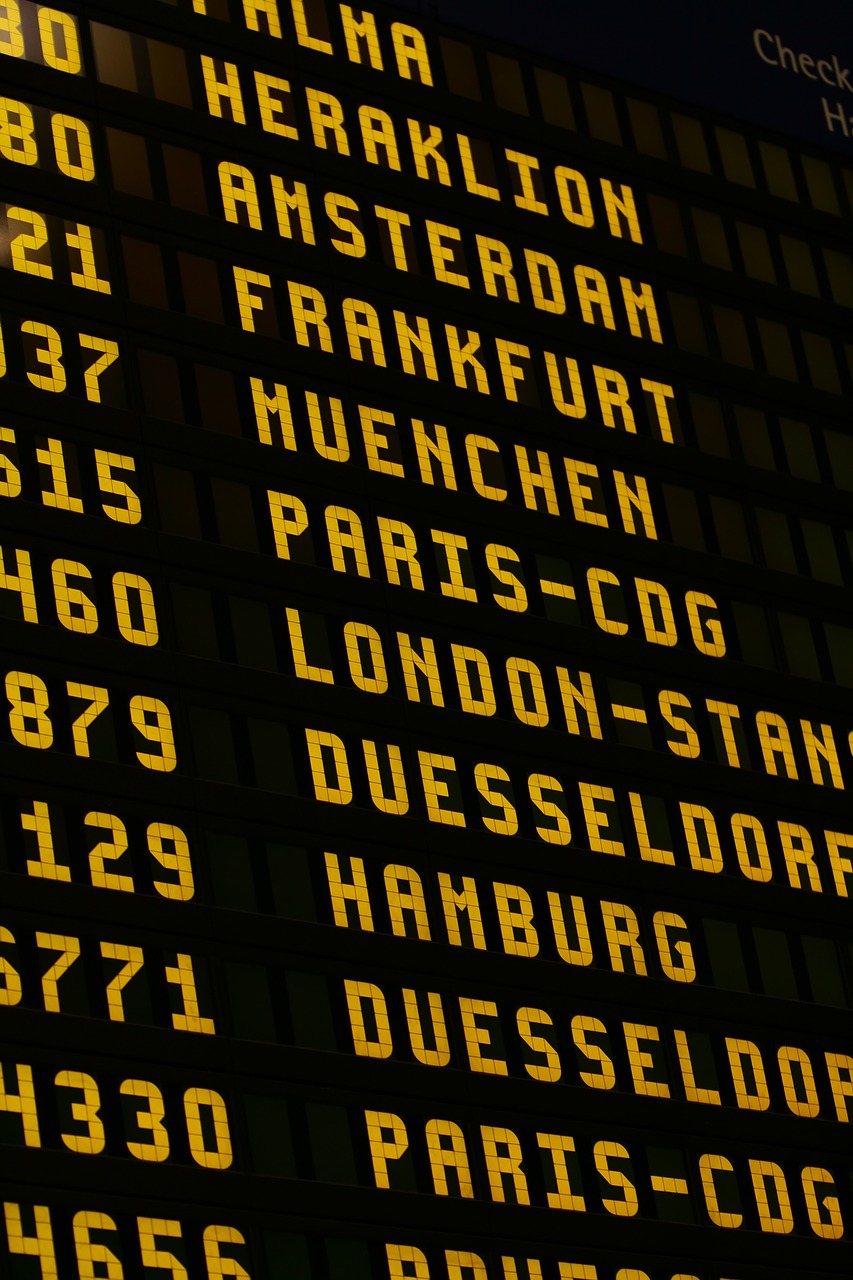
3 672 177 770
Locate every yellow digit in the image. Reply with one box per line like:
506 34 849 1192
35 932 80 1012
38 8 81 74
23 323 66 393
121 1080 169 1162
164 954 215 1035
7 206 52 279
73 1212 122 1280
55 1070 105 1154
3 1204 56 1279
100 942 144 1021
0 547 37 621
81 338 120 404
184 1088 232 1170
65 222 110 293
130 696 177 772
137 1220 188 1280
0 97 37 165
203 1227 250 1280
66 682 109 757
0 1 24 58
93 450 140 523
0 426 21 496
6 671 53 749
51 114 94 181
113 573 158 646
0 927 21 1006
0 1062 40 1145
37 438 79 507
22 800 71 881
85 813 133 892
52 559 98 634
148 823 194 900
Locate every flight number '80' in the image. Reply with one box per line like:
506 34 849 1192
0 2 82 75
0 96 94 181
4 672 177 770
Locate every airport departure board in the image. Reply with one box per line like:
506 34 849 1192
1 2 853 1278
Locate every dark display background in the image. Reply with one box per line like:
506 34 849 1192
1 2 852 1278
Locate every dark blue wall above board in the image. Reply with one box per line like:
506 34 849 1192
394 0 853 154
